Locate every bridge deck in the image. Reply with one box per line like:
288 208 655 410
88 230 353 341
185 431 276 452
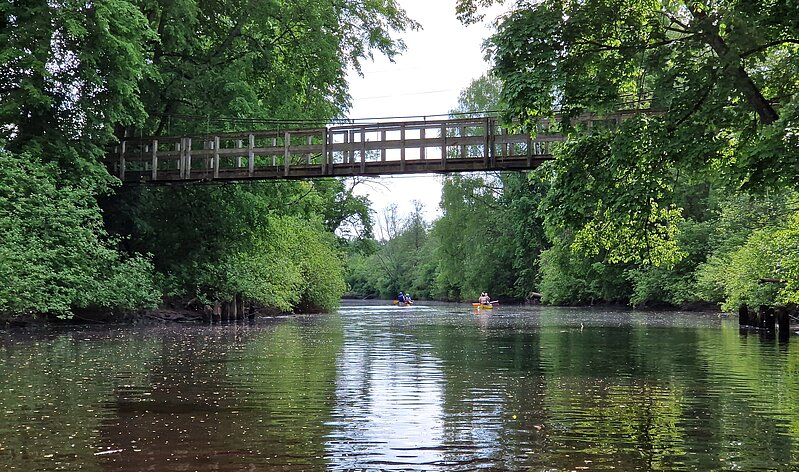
107 114 632 182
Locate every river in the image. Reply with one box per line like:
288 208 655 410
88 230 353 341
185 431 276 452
1 302 797 470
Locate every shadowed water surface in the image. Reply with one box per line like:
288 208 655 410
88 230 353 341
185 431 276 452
1 303 798 470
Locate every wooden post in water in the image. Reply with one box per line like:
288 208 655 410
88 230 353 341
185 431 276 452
760 305 776 333
777 306 790 341
236 294 244 321
738 304 750 327
213 300 222 323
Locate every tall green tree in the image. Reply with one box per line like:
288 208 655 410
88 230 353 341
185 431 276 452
0 0 159 318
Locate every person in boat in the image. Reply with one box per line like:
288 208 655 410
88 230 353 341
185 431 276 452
397 291 405 303
404 293 413 304
478 292 490 305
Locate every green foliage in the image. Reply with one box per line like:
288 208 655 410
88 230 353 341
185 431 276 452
694 191 798 309
1 0 154 189
538 238 631 305
1 0 416 318
0 149 159 318
696 208 799 311
453 0 799 309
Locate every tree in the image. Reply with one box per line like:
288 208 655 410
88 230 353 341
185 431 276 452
465 1 798 264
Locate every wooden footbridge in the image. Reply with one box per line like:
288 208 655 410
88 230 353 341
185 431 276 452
108 113 636 182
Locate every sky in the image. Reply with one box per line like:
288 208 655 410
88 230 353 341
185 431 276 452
345 0 503 238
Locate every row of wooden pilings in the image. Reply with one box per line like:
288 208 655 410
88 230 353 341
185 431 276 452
202 295 254 323
739 304 792 341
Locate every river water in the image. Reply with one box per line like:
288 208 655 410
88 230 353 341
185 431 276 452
1 303 798 471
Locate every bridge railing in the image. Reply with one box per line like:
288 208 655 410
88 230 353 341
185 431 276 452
107 111 648 182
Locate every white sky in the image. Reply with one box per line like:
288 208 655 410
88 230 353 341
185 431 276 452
346 0 502 238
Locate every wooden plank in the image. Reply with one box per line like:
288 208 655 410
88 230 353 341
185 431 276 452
381 130 386 161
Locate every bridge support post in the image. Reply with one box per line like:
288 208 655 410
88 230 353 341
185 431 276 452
441 122 447 169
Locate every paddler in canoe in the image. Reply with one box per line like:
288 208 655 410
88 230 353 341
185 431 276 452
392 291 413 306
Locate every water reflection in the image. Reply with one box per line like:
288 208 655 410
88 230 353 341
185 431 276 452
327 305 446 469
0 304 798 470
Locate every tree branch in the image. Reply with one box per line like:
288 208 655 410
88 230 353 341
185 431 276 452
741 38 799 59
688 6 779 125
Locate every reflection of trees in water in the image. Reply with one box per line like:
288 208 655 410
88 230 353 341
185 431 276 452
94 318 343 471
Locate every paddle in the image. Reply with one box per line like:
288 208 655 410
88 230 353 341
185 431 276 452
490 300 499 304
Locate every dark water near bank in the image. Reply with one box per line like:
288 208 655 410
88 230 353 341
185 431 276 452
1 303 798 471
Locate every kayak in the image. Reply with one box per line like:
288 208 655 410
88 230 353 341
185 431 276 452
392 300 413 306
472 303 493 309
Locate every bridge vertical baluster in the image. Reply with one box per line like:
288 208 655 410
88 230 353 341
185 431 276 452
501 127 508 161
151 139 158 181
441 122 447 169
185 137 192 180
483 117 490 167
175 141 182 177
321 128 328 175
235 139 242 167
272 137 277 166
248 134 255 177
119 141 126 181
459 124 466 159
420 126 425 160
307 135 313 165
203 140 210 176
213 136 220 179
400 124 406 172
526 132 533 167
360 126 366 174
349 130 355 166
284 131 291 177
380 130 386 161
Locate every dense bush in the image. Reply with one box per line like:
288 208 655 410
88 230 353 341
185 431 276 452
0 149 159 318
